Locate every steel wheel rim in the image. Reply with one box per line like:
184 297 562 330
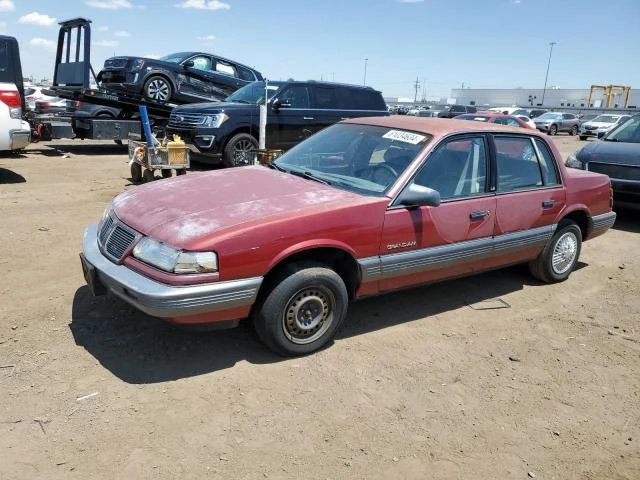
551 231 578 275
232 139 255 166
147 79 170 101
282 286 335 345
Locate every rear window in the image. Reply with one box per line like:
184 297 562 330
312 86 338 109
0 40 15 82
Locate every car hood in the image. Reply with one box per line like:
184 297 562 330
583 122 615 129
172 101 258 115
576 139 640 166
112 166 373 249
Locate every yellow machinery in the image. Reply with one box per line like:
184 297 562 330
588 85 632 108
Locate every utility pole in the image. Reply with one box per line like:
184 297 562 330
541 41 556 106
413 76 420 103
363 58 368 86
421 77 426 102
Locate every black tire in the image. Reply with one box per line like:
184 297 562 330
579 136 587 141
176 169 187 176
528 221 582 283
569 125 578 136
161 169 172 179
223 133 258 168
130 162 143 182
142 168 155 182
549 124 558 136
253 263 349 356
143 75 173 103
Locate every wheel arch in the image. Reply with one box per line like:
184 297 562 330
222 126 258 150
258 243 361 302
558 207 591 240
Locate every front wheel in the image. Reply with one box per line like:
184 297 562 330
549 124 558 136
253 263 349 356
579 136 587 141
569 125 578 136
223 133 258 168
130 162 142 182
143 76 173 103
529 221 582 283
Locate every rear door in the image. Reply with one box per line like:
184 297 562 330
379 135 496 292
309 85 344 133
485 135 565 270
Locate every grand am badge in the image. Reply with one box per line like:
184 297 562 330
387 241 417 250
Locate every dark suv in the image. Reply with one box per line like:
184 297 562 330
97 52 263 104
166 80 389 167
429 104 477 118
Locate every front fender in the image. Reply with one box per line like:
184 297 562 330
265 239 359 272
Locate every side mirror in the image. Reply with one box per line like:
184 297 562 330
272 99 291 111
183 60 194 68
397 184 441 208
597 131 606 139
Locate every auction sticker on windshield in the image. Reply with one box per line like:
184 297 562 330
383 130 426 144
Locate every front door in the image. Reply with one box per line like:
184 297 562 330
269 85 314 149
379 135 496 292
485 135 566 270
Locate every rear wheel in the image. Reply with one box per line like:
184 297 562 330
142 168 155 182
529 221 582 283
579 135 587 141
161 169 172 179
143 76 173 103
549 124 558 136
569 125 578 136
253 263 349 356
223 133 258 168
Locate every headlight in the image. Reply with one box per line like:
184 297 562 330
133 237 218 273
565 151 585 169
131 59 145 71
202 113 229 128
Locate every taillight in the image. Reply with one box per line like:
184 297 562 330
0 89 22 119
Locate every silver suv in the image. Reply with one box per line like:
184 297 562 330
534 112 580 136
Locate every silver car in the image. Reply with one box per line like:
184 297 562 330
534 112 580 136
579 114 631 140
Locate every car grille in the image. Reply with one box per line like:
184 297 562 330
588 162 640 181
168 112 206 129
103 58 128 68
585 125 597 131
98 211 139 262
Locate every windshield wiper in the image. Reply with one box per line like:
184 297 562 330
267 162 287 172
287 169 331 185
603 137 618 142
230 99 250 104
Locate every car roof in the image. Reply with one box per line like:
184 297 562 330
342 116 542 137
160 51 261 73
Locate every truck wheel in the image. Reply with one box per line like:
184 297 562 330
143 76 173 103
253 263 349 356
528 221 582 283
176 169 187 176
161 169 172 179
130 162 143 182
579 136 587 141
549 124 558 136
223 133 258 168
569 125 578 136
142 168 155 182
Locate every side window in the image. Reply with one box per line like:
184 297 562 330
534 138 561 186
504 118 521 127
278 86 310 108
563 114 575 120
412 137 487 200
335 87 355 109
494 136 543 192
214 60 237 77
313 87 338 109
237 66 255 81
190 55 212 71
352 89 385 110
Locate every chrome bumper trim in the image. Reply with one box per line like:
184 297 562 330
82 224 262 317
590 211 616 237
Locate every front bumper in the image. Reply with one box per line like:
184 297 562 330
81 224 263 318
535 124 551 132
580 129 608 137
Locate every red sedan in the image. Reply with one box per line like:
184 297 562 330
455 112 535 129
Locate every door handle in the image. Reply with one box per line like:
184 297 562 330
542 200 556 209
303 117 314 120
470 210 489 220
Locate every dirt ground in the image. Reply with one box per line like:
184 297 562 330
1 135 639 480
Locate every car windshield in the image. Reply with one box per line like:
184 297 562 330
537 113 562 120
158 52 191 63
226 81 281 105
604 116 640 143
592 115 619 124
273 123 430 196
456 115 489 122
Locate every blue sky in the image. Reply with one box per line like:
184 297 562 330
1 0 639 99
